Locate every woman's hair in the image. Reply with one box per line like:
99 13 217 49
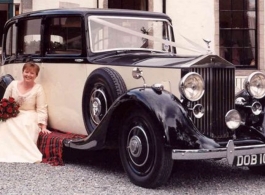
22 62 40 76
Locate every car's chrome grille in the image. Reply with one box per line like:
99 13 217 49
189 67 235 139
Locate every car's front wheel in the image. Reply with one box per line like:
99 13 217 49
119 107 173 188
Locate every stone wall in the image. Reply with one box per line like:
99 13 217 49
21 0 32 12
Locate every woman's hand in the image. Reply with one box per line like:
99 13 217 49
41 128 51 134
39 124 51 134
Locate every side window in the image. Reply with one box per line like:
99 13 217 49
17 19 42 55
5 23 17 58
46 17 82 55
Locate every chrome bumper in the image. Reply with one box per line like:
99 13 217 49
172 140 265 165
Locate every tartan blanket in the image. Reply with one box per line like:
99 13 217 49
37 129 87 166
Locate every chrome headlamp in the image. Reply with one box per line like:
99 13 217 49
245 72 265 99
251 101 262 115
179 72 205 101
192 104 205 118
225 109 241 130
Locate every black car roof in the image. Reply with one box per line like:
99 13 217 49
8 8 171 22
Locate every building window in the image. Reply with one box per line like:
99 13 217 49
219 0 257 68
109 0 148 10
15 5 19 16
0 11 7 47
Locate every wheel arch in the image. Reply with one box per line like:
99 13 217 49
0 74 14 98
105 88 179 148
105 99 164 149
104 87 219 150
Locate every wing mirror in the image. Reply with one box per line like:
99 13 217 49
132 67 146 88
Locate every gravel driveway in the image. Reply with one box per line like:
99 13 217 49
1 148 265 195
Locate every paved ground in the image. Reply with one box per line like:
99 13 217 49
1 148 265 195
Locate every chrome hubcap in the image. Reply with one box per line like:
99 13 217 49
90 88 107 125
127 126 149 167
128 136 142 158
92 98 101 116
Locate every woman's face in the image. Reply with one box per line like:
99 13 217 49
22 67 37 83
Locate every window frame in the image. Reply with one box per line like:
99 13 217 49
219 0 258 69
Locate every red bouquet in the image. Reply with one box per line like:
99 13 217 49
0 97 20 121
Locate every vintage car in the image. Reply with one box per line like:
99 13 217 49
1 8 265 188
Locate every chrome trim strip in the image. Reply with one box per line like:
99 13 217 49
172 140 265 165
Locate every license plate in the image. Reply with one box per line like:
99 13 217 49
234 153 265 167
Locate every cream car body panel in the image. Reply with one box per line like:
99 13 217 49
1 62 181 135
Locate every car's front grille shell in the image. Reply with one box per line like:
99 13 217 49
189 67 235 139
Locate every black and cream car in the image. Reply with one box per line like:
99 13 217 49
1 8 265 188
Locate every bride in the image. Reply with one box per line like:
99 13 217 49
0 62 50 163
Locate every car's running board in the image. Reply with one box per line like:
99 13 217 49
63 136 98 150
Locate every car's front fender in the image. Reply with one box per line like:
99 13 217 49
106 87 220 149
67 87 219 150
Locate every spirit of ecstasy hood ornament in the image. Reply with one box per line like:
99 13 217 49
203 39 212 54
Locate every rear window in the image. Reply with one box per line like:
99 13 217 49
18 19 42 55
46 17 82 55
5 22 17 58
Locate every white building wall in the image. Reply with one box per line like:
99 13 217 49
32 0 98 11
166 0 215 55
152 0 162 12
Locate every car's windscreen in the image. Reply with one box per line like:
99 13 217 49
88 16 173 53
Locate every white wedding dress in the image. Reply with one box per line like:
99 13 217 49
0 80 48 163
